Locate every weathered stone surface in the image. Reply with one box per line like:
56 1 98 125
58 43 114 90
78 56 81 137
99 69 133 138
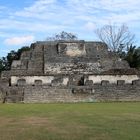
5 41 130 76
34 80 43 86
88 75 140 84
85 80 93 86
117 80 125 85
0 83 139 103
132 80 140 85
0 40 140 103
101 80 109 86
0 87 3 103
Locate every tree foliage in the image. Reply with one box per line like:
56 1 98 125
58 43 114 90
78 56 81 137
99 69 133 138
0 46 30 73
0 58 4 73
124 45 140 69
95 24 135 53
46 31 78 41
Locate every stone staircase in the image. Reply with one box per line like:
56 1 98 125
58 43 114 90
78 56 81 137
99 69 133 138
23 86 94 103
4 87 24 103
0 82 24 103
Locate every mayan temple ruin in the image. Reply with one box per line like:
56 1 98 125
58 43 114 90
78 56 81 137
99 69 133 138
0 40 140 103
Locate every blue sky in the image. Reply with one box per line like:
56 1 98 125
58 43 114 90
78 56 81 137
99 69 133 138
0 0 140 56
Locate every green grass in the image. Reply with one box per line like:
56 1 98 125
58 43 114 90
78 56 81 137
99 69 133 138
0 102 140 140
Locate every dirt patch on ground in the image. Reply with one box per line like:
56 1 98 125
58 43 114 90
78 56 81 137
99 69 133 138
21 116 49 126
0 116 50 128
0 117 16 126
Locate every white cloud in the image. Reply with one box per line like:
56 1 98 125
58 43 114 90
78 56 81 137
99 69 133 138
68 0 140 12
15 0 56 18
85 22 96 31
13 0 140 27
1 0 140 40
4 35 35 46
27 0 56 12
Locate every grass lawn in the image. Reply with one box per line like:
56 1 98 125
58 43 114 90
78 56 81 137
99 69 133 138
0 102 140 140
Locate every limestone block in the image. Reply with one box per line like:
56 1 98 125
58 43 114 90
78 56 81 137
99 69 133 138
132 80 140 85
17 79 26 86
34 80 43 86
117 80 125 85
58 42 86 57
101 80 109 86
51 77 63 86
20 51 30 60
11 60 21 69
85 80 93 86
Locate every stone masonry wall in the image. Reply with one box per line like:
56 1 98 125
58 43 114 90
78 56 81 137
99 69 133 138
92 84 140 101
0 78 140 103
87 75 140 84
0 40 140 103
4 84 140 103
10 75 140 86
0 93 2 102
7 41 130 76
11 76 69 86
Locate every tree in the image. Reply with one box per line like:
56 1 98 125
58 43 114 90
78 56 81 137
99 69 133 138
0 46 30 72
6 46 30 70
46 31 78 41
95 24 135 53
0 58 4 73
0 57 8 73
124 45 140 68
6 50 19 70
16 46 30 60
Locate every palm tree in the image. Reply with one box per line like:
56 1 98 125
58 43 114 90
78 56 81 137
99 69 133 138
125 45 140 68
